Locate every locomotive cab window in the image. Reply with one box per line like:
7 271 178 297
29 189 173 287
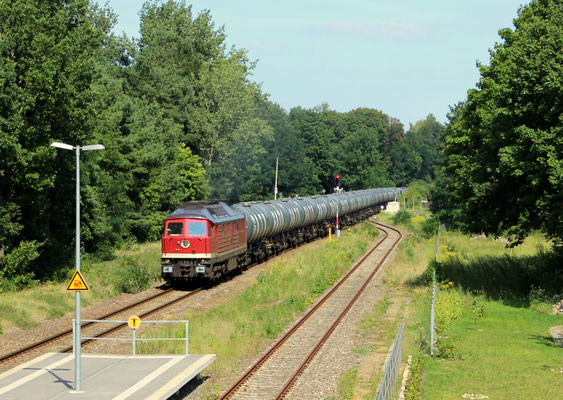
166 222 183 236
189 222 206 237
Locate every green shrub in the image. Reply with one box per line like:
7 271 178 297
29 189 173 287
420 216 439 238
419 261 446 286
435 337 461 359
0 241 41 291
116 257 157 293
435 286 463 333
392 210 412 226
404 355 425 400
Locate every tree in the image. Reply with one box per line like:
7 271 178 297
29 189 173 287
208 118 274 203
0 0 108 277
405 114 444 182
191 49 259 167
254 99 319 198
289 106 338 192
334 128 393 190
442 0 562 246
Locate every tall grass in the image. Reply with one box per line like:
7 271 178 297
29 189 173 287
378 213 435 286
423 232 561 304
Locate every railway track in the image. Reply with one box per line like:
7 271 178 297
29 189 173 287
0 287 202 372
219 222 402 400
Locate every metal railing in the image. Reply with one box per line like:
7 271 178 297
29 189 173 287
74 319 189 355
376 319 404 400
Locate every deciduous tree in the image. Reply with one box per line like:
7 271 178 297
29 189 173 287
442 0 562 246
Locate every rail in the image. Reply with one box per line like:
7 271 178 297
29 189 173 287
376 318 404 400
219 222 403 399
75 319 189 355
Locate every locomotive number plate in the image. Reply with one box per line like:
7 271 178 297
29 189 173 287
196 266 205 273
162 266 173 273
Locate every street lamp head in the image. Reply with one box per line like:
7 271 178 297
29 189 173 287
51 142 105 151
82 144 105 151
51 142 74 151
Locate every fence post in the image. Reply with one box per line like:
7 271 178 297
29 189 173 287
431 225 444 357
185 321 189 355
431 267 436 357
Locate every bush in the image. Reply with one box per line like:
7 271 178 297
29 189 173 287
404 355 425 400
392 210 412 226
435 337 461 359
420 261 446 286
435 286 463 333
420 216 439 238
116 257 157 294
0 241 41 291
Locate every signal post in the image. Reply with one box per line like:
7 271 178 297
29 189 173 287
334 174 342 238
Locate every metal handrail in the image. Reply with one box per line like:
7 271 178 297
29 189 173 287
73 319 189 355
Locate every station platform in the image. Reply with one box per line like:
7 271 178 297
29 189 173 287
0 352 216 400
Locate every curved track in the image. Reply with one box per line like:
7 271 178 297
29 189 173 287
219 222 402 400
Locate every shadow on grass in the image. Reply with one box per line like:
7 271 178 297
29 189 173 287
529 334 562 349
412 251 563 308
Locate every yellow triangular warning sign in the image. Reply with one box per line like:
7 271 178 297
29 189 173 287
66 270 90 291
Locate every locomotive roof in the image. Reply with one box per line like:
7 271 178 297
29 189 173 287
167 201 245 224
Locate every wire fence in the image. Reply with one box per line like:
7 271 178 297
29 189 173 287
376 318 404 400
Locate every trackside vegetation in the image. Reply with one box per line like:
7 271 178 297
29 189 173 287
0 242 161 334
136 223 379 387
383 213 562 400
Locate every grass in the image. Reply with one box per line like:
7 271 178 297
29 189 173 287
328 368 359 400
422 297 562 399
137 223 380 387
389 212 563 399
0 242 162 333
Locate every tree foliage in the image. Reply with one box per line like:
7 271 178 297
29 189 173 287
0 0 442 287
441 0 562 246
0 0 108 276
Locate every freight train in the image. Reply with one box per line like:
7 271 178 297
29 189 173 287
161 187 403 285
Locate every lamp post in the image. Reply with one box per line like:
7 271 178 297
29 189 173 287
51 142 104 392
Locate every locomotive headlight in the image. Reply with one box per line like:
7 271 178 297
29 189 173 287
180 240 191 249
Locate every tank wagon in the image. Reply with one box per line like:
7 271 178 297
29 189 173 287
161 187 403 285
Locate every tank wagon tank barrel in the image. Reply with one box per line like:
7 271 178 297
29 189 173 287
232 187 402 244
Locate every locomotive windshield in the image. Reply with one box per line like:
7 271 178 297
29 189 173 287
166 222 183 236
188 222 206 236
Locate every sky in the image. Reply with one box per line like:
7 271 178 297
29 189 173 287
99 0 529 128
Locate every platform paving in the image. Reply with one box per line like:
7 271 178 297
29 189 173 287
0 352 215 400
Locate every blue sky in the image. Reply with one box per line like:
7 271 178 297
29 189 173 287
99 0 528 128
